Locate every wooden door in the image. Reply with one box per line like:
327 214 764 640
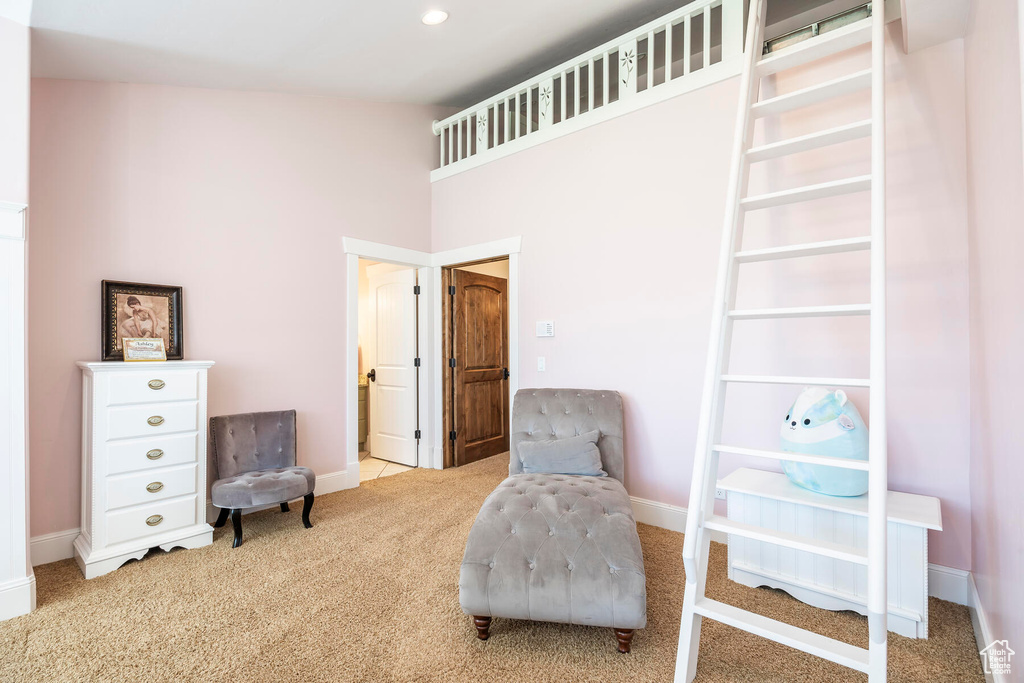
453 270 509 466
367 267 418 467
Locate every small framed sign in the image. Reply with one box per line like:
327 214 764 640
122 337 167 362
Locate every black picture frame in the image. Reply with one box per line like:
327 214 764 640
101 280 184 361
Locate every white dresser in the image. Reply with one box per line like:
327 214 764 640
75 360 215 579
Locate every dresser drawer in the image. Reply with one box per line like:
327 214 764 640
106 464 198 511
106 496 198 546
107 432 199 475
108 370 199 406
107 402 198 440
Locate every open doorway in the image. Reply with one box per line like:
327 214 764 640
442 258 511 468
358 259 420 481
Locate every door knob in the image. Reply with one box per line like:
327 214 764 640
367 369 376 382
503 368 510 380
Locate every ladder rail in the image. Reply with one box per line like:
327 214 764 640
867 0 888 677
677 2 767 681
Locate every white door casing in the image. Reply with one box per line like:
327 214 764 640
367 267 418 467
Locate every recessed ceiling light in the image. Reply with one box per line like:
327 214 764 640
421 10 449 25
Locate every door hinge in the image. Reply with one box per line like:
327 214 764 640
449 430 457 441
414 357 421 367
449 358 456 368
415 429 421 440
413 284 421 295
448 285 456 296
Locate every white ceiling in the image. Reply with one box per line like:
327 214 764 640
26 0 857 108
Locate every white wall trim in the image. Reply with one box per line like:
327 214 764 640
341 237 431 267
969 574 1005 683
0 575 35 622
30 528 81 567
430 236 522 267
629 495 974 607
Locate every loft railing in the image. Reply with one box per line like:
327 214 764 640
431 0 744 181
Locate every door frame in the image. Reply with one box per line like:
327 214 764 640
342 236 521 482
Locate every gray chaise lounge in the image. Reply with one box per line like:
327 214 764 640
459 389 647 652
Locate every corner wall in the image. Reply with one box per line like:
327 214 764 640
964 0 1024 655
28 80 441 538
432 30 974 569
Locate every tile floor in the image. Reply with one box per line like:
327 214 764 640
358 450 415 481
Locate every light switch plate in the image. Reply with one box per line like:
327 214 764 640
536 321 555 337
537 356 546 372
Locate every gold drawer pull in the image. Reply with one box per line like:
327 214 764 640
148 379 165 390
146 514 163 527
146 448 164 460
147 416 164 427
146 482 164 493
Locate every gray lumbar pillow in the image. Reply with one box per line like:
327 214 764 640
518 430 607 476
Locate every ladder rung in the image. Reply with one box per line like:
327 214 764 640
734 236 871 263
721 375 870 387
746 120 871 163
753 69 872 117
741 175 871 211
713 445 870 471
693 598 871 672
705 515 868 564
729 304 870 320
756 18 872 77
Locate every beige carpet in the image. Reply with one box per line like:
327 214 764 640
0 455 983 682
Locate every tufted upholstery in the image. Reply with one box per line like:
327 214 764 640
459 473 646 629
511 389 624 482
210 410 314 509
460 389 645 634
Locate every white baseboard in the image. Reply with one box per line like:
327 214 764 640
629 495 973 607
969 573 1006 683
30 528 81 567
0 574 36 622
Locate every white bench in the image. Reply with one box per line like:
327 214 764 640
719 468 943 639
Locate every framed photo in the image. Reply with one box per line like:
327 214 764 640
102 280 183 361
123 337 168 362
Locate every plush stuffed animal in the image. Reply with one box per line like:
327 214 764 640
780 387 869 497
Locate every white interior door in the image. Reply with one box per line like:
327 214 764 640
367 267 418 467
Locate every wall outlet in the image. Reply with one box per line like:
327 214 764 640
537 356 546 372
715 487 726 500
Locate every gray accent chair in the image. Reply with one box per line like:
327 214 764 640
459 389 646 653
210 410 315 548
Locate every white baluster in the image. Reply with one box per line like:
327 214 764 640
647 30 655 89
437 123 445 166
683 14 692 75
476 108 489 152
603 53 610 105
457 118 462 160
448 124 453 164
666 22 674 82
574 64 580 116
619 39 638 98
526 87 533 134
588 58 594 112
538 77 554 129
514 93 520 139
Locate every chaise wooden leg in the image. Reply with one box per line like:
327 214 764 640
280 501 290 513
473 616 492 641
614 628 635 654
231 509 243 548
301 493 314 529
214 507 230 528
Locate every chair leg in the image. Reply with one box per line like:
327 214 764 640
473 616 491 640
614 628 635 654
231 509 243 548
280 501 290 513
301 493 314 529
214 507 230 528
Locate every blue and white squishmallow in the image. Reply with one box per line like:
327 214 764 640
780 387 869 497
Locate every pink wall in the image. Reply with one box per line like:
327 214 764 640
965 0 1024 650
0 16 29 204
432 32 974 569
29 80 439 536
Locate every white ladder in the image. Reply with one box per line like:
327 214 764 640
674 1 888 681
